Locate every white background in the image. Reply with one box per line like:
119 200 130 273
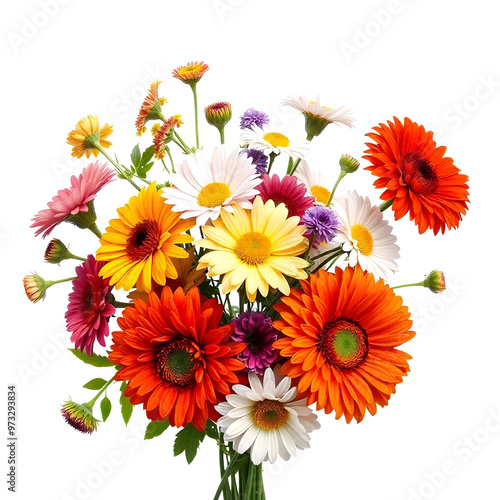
2 1 500 499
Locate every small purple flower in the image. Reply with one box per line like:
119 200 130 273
303 205 340 244
231 312 279 375
241 149 268 175
239 108 270 130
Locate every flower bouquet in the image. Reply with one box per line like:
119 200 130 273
24 61 469 499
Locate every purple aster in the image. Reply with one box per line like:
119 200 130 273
240 149 268 175
239 108 270 130
231 312 279 375
302 205 340 244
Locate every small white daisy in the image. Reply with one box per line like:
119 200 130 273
162 145 261 225
241 125 311 159
216 367 320 465
282 94 355 128
333 191 400 281
295 159 335 206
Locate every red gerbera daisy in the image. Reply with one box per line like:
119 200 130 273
363 117 469 234
273 266 414 423
109 286 245 430
255 174 315 218
65 255 116 356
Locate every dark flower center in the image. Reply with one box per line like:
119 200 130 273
126 220 160 260
401 151 439 195
253 400 288 430
154 340 195 389
319 318 368 369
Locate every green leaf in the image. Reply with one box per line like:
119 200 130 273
205 420 219 441
83 378 107 390
136 161 155 178
140 145 155 165
144 420 170 440
119 381 133 426
100 396 112 422
69 349 114 368
131 144 141 167
173 423 206 464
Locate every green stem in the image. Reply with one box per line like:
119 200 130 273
219 443 229 500
267 153 277 174
160 157 170 174
310 246 343 261
379 199 394 212
213 452 240 500
392 282 425 290
95 146 141 192
67 253 86 262
166 146 176 173
113 300 131 308
190 83 200 149
288 157 302 176
173 137 190 155
87 222 102 239
303 235 316 261
245 462 256 500
86 377 115 409
256 464 264 500
174 131 191 152
48 276 77 286
327 171 347 206
219 127 225 145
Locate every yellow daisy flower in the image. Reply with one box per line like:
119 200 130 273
96 183 195 292
66 115 113 159
196 197 309 302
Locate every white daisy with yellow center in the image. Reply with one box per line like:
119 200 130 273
162 146 261 225
216 367 320 465
282 94 355 127
295 159 335 206
241 125 311 159
334 191 400 281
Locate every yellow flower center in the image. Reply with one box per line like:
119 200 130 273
253 400 288 430
178 64 201 76
262 132 290 148
351 224 374 256
197 182 231 208
235 232 271 265
310 185 331 205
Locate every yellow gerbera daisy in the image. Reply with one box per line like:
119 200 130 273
67 115 113 159
96 183 195 292
196 196 309 301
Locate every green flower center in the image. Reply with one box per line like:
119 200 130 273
155 341 195 388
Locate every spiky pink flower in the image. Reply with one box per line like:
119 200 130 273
65 255 115 356
31 161 115 238
255 174 315 218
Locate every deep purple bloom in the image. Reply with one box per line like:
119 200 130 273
302 205 340 244
239 108 270 130
241 148 268 175
231 312 279 375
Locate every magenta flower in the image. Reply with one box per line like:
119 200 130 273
231 312 279 375
31 161 114 238
255 174 315 218
65 255 115 356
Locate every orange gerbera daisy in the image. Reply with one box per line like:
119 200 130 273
135 80 167 136
109 286 245 430
67 115 113 159
363 117 469 235
273 266 415 423
96 183 195 292
128 247 206 303
172 61 209 84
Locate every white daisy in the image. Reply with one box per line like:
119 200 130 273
241 125 311 159
216 367 320 465
333 190 400 281
282 94 355 128
295 159 335 206
162 145 261 225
